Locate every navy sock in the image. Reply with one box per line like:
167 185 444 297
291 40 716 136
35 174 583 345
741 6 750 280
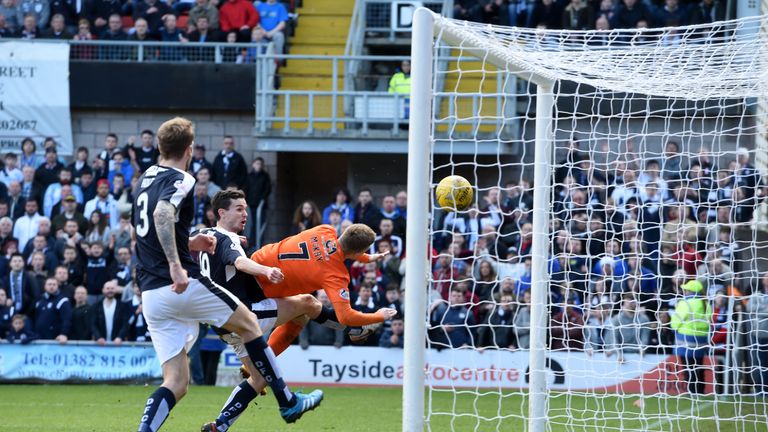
313 306 346 330
137 386 176 432
215 380 258 431
243 336 295 408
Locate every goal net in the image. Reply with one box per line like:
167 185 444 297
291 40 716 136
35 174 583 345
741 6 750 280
403 10 768 432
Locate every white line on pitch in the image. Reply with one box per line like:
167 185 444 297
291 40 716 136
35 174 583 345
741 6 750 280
644 400 715 431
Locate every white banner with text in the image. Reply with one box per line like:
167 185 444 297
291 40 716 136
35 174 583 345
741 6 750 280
218 346 692 394
0 42 73 155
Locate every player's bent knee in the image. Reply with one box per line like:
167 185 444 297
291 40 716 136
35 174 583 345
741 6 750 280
224 304 262 339
301 294 322 316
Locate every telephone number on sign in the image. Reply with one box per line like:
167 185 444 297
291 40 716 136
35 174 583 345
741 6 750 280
0 119 37 130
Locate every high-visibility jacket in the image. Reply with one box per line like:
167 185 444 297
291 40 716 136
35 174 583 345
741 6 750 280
388 72 411 95
670 295 712 358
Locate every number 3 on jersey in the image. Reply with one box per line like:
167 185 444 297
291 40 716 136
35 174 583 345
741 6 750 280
278 242 310 260
135 192 150 237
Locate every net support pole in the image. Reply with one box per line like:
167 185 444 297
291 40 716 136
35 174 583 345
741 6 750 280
403 7 434 432
528 82 555 432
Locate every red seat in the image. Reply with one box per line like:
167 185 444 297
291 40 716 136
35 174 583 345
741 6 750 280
122 16 134 29
178 15 189 30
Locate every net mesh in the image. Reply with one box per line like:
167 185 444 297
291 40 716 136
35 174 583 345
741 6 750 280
423 14 768 432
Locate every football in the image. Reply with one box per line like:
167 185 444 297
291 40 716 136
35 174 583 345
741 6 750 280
435 175 474 211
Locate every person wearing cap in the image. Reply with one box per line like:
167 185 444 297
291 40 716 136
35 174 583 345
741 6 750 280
51 195 88 235
670 280 712 394
83 178 120 231
42 167 84 218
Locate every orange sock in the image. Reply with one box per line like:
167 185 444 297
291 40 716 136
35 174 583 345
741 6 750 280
267 321 304 356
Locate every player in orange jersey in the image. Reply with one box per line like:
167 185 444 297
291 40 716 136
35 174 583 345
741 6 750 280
201 223 396 432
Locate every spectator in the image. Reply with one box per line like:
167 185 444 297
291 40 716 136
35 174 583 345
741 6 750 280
15 15 37 39
245 157 271 245
0 288 11 339
371 218 403 258
513 290 532 349
52 196 88 234
84 209 113 248
84 241 114 303
670 280 712 394
604 295 651 362
112 213 133 253
562 0 592 30
611 0 652 29
128 16 154 42
16 0 48 29
91 279 128 345
2 253 38 315
68 147 91 184
430 287 475 348
379 195 405 238
689 0 725 25
19 138 41 169
291 200 321 234
7 181 25 220
34 277 72 343
129 130 159 173
43 168 84 218
322 187 354 224
62 245 84 287
114 245 133 287
354 187 380 229
125 283 149 341
85 0 120 33
212 136 248 190
655 0 688 27
199 326 225 384
195 167 221 199
299 291 344 349
69 286 92 340
20 165 42 208
25 234 58 274
133 0 170 35
549 300 584 350
528 0 562 29
192 183 210 227
6 313 35 343
219 0 259 41
35 147 64 192
351 285 379 346
395 190 407 218
375 242 402 286
42 13 73 39
255 0 287 54
478 293 515 348
84 179 120 231
158 14 188 60
189 0 218 30
53 265 74 299
13 200 42 250
191 144 214 175
171 0 194 15
747 276 768 394
0 153 23 188
0 0 18 33
188 15 222 44
327 209 343 236
379 315 404 348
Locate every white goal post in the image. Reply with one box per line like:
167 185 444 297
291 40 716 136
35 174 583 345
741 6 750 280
405 8 768 432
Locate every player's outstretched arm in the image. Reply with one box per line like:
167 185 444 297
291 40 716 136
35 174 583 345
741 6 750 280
154 200 188 293
234 256 284 284
330 297 397 327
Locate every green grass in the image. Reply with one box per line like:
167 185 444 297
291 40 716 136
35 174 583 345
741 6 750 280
0 385 765 431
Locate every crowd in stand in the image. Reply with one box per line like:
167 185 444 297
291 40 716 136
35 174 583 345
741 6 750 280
455 0 726 31
4 130 768 392
423 138 768 392
0 0 290 59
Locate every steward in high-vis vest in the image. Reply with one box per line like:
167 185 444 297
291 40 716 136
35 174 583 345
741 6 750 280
670 280 712 394
388 60 411 121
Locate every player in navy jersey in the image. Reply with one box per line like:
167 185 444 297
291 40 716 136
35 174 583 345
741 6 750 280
199 188 341 432
133 117 322 432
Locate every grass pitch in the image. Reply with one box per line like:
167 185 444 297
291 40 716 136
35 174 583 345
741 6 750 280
0 384 764 431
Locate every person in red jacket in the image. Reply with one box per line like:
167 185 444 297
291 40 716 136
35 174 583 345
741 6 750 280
219 0 259 41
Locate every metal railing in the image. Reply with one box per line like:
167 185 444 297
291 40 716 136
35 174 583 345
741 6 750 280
254 53 518 137
363 0 453 41
67 40 272 64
